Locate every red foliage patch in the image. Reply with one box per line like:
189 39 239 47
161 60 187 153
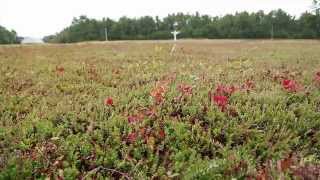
314 72 320 86
127 132 137 144
56 66 65 75
177 84 193 96
128 114 144 124
277 156 294 172
104 97 114 106
242 79 255 92
212 95 228 111
209 84 237 112
292 164 320 179
256 168 269 180
215 84 237 96
144 107 157 118
150 84 167 105
139 127 153 143
159 129 166 139
316 72 320 78
139 127 146 136
282 79 300 93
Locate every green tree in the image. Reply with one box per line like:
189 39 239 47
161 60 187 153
313 0 320 14
0 26 19 44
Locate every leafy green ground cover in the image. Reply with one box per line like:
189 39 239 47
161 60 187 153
0 40 320 179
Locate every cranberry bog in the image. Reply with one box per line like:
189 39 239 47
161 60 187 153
0 40 320 179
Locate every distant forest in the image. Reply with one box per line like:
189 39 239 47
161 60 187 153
43 9 320 43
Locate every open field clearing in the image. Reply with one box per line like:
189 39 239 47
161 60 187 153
1 40 320 179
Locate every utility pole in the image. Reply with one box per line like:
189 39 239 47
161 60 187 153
313 1 320 38
105 27 108 41
271 24 274 40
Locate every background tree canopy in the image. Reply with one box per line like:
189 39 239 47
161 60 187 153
43 9 320 43
0 25 20 44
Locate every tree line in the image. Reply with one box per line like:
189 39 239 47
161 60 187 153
0 25 20 44
43 9 320 43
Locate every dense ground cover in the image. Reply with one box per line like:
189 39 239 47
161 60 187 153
0 40 320 179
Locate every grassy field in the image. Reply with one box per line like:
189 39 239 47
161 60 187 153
0 40 320 179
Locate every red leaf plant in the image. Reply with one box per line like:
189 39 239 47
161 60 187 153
139 127 151 143
277 155 294 172
139 127 146 135
314 72 320 86
215 84 237 96
150 83 168 105
127 132 137 144
56 66 65 75
158 129 166 139
256 168 269 180
144 107 157 118
104 97 114 106
292 164 320 179
150 74 176 105
209 84 237 112
241 79 255 92
282 79 301 93
128 114 144 124
126 126 164 144
177 84 193 96
212 95 228 111
127 107 156 127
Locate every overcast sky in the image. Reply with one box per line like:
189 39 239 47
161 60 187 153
0 0 312 38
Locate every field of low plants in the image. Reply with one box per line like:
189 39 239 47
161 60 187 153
0 40 320 179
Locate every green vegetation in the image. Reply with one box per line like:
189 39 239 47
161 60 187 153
44 9 320 43
0 40 320 179
0 25 20 44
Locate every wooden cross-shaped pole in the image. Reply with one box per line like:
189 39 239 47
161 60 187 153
171 30 180 41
